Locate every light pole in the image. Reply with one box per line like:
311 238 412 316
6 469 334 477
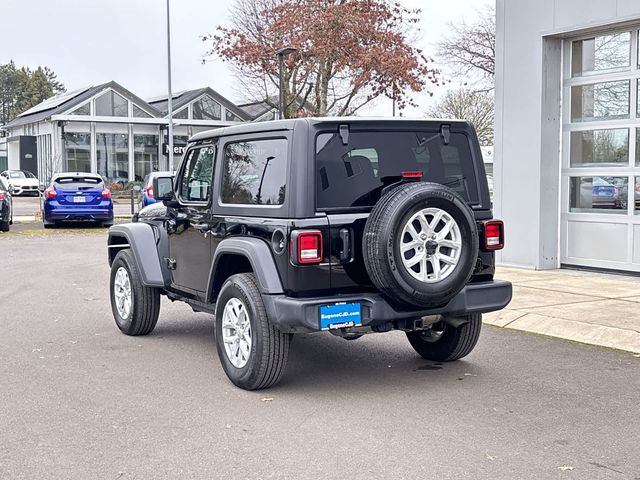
166 0 174 172
256 156 275 204
275 47 297 120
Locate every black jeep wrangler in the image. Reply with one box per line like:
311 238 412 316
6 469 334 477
107 118 512 390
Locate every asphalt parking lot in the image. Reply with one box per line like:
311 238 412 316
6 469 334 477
1 232 639 479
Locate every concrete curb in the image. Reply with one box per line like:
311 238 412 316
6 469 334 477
484 309 640 354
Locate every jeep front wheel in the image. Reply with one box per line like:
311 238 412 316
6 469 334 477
406 313 482 362
110 249 160 336
215 273 291 390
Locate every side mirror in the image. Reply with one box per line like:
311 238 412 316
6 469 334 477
153 175 174 202
132 185 142 193
38 183 46 193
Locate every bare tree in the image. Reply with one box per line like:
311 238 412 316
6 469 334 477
427 89 494 146
437 5 495 86
203 0 440 117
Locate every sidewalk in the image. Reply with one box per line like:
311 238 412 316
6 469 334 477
11 197 134 222
486 266 640 354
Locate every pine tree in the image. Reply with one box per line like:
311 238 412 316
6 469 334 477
0 62 66 122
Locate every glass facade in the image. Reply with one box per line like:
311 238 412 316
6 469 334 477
134 134 159 181
563 29 640 271
64 132 91 173
192 95 221 120
569 176 628 214
173 135 189 171
95 91 128 117
225 110 243 122
569 129 629 167
173 108 188 119
571 80 630 122
571 32 631 77
96 133 129 183
133 105 152 118
69 103 90 115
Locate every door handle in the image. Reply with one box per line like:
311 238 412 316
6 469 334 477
339 228 350 261
194 223 210 232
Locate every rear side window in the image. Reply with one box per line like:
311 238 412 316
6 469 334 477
221 138 287 205
316 130 479 209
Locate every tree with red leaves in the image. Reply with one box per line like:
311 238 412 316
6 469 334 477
203 0 440 118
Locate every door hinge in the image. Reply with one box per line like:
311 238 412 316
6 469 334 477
166 258 177 270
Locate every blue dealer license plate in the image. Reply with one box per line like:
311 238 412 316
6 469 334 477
319 302 362 330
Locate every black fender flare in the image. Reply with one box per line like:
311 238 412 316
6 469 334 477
208 237 284 298
107 223 168 287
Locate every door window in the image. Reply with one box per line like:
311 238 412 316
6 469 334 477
179 146 215 203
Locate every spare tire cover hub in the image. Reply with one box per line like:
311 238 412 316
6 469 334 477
400 207 462 283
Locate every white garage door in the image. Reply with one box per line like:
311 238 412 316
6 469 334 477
561 28 640 272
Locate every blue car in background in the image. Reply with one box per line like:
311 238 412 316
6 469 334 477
141 171 173 207
42 173 113 228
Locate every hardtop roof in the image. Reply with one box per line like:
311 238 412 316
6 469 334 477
188 117 472 143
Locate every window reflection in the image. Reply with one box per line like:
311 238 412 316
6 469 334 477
192 95 222 120
572 32 631 77
222 139 287 205
570 176 628 213
571 81 630 122
134 135 159 181
96 133 129 183
95 91 128 117
64 133 91 172
570 129 628 167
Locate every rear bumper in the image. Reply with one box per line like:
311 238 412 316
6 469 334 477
263 280 513 333
45 207 113 222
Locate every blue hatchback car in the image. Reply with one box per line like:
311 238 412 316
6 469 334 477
42 173 113 228
141 171 173 207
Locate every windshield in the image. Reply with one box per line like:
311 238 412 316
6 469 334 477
9 171 26 179
315 130 479 209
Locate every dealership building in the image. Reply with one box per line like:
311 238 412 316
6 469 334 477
0 81 271 183
496 0 640 273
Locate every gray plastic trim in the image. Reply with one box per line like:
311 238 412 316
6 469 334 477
210 237 284 295
108 223 166 287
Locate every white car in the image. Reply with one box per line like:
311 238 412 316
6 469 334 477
0 170 39 196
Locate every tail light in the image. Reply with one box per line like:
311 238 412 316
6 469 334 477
101 188 112 199
483 220 504 251
0 193 4 201
402 171 423 179
145 185 154 198
291 230 323 264
45 186 57 199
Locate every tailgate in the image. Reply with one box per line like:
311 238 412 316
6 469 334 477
327 212 374 291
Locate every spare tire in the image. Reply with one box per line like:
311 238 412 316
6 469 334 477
363 182 478 307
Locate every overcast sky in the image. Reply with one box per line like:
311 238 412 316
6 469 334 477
0 0 491 116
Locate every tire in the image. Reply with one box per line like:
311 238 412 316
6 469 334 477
102 221 114 228
406 313 482 362
215 273 291 390
0 220 9 232
43 222 56 229
363 182 478 307
110 249 160 336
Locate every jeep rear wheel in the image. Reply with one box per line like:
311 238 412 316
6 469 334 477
110 249 160 336
363 182 478 307
215 273 291 390
406 314 482 362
